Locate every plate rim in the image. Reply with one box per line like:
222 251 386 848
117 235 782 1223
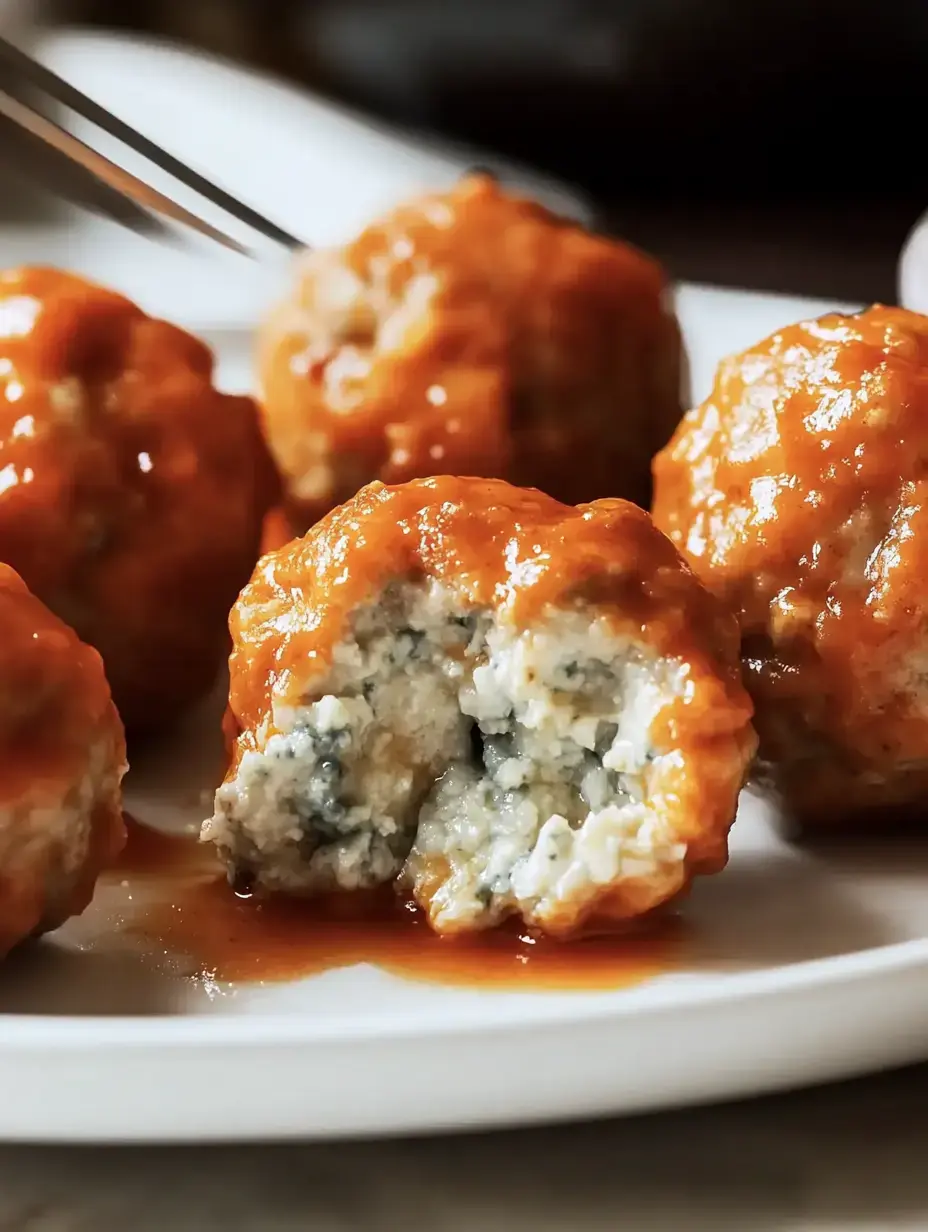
2 934 926 1048
0 284 918 1052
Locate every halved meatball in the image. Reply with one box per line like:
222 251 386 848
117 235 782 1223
0 563 126 955
204 477 755 937
258 174 684 532
0 266 278 732
653 304 928 827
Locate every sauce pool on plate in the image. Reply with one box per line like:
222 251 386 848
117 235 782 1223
112 817 682 990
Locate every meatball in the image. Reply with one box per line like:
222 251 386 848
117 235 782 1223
0 564 126 955
204 477 755 937
0 266 277 732
652 304 928 827
257 174 684 532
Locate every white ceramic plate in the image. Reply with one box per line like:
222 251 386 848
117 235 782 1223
1 286 927 1146
0 28 589 331
0 28 925 1146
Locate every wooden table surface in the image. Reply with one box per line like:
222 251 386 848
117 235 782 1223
0 1064 924 1229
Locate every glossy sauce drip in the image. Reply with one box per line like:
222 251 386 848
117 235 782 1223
113 818 681 990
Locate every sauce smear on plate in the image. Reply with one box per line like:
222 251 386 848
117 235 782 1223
113 818 681 990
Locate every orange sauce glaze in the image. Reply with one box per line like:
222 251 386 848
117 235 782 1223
652 305 928 822
233 477 752 747
0 266 277 732
258 173 683 530
113 818 682 990
0 564 125 952
259 506 298 555
221 477 755 938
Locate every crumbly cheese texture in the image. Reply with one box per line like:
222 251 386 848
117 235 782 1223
0 724 125 948
205 581 694 935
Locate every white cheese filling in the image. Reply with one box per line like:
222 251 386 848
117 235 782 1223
206 580 688 930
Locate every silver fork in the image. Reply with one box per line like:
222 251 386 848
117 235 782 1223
0 35 304 256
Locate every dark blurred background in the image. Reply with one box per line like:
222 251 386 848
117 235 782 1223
37 0 927 301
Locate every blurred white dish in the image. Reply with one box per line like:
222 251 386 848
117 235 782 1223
0 282 924 1145
35 29 591 237
0 28 589 327
900 212 928 313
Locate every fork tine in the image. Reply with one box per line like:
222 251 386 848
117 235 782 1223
0 36 304 251
0 86 253 255
0 110 170 237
